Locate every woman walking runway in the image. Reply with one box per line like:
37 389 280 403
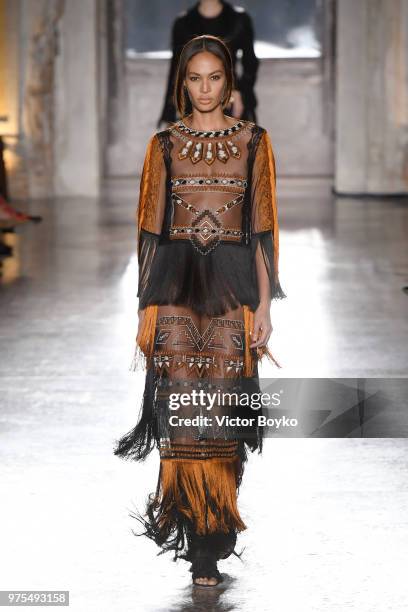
114 34 286 587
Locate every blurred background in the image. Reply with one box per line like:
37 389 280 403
1 0 407 200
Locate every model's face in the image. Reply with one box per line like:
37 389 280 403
184 51 227 113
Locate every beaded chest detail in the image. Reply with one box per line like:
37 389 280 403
170 174 247 255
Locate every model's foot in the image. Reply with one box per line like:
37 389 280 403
193 575 219 586
189 543 223 587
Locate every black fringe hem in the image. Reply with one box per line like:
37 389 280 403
127 438 249 563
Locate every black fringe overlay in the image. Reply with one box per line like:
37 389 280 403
137 229 286 317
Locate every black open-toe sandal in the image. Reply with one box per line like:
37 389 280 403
190 548 224 587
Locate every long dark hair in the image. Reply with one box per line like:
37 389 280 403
173 35 234 119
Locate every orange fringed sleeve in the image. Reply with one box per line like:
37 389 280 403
263 131 280 289
136 133 167 249
132 134 166 369
251 130 281 289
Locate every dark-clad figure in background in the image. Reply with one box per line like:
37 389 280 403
157 0 259 128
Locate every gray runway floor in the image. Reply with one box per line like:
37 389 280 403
0 192 407 611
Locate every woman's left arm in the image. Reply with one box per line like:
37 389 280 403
250 242 272 348
250 129 286 348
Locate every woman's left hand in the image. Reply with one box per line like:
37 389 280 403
249 303 273 348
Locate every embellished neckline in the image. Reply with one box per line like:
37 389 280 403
175 118 246 139
170 117 252 165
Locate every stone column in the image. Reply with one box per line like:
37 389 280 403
22 0 65 199
54 0 101 197
335 0 408 194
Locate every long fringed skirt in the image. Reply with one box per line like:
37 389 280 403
114 302 279 562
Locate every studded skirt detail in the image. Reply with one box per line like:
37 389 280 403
113 302 270 561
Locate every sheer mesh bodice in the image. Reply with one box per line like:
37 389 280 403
168 120 251 253
136 118 286 317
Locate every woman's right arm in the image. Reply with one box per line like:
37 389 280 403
136 134 166 323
